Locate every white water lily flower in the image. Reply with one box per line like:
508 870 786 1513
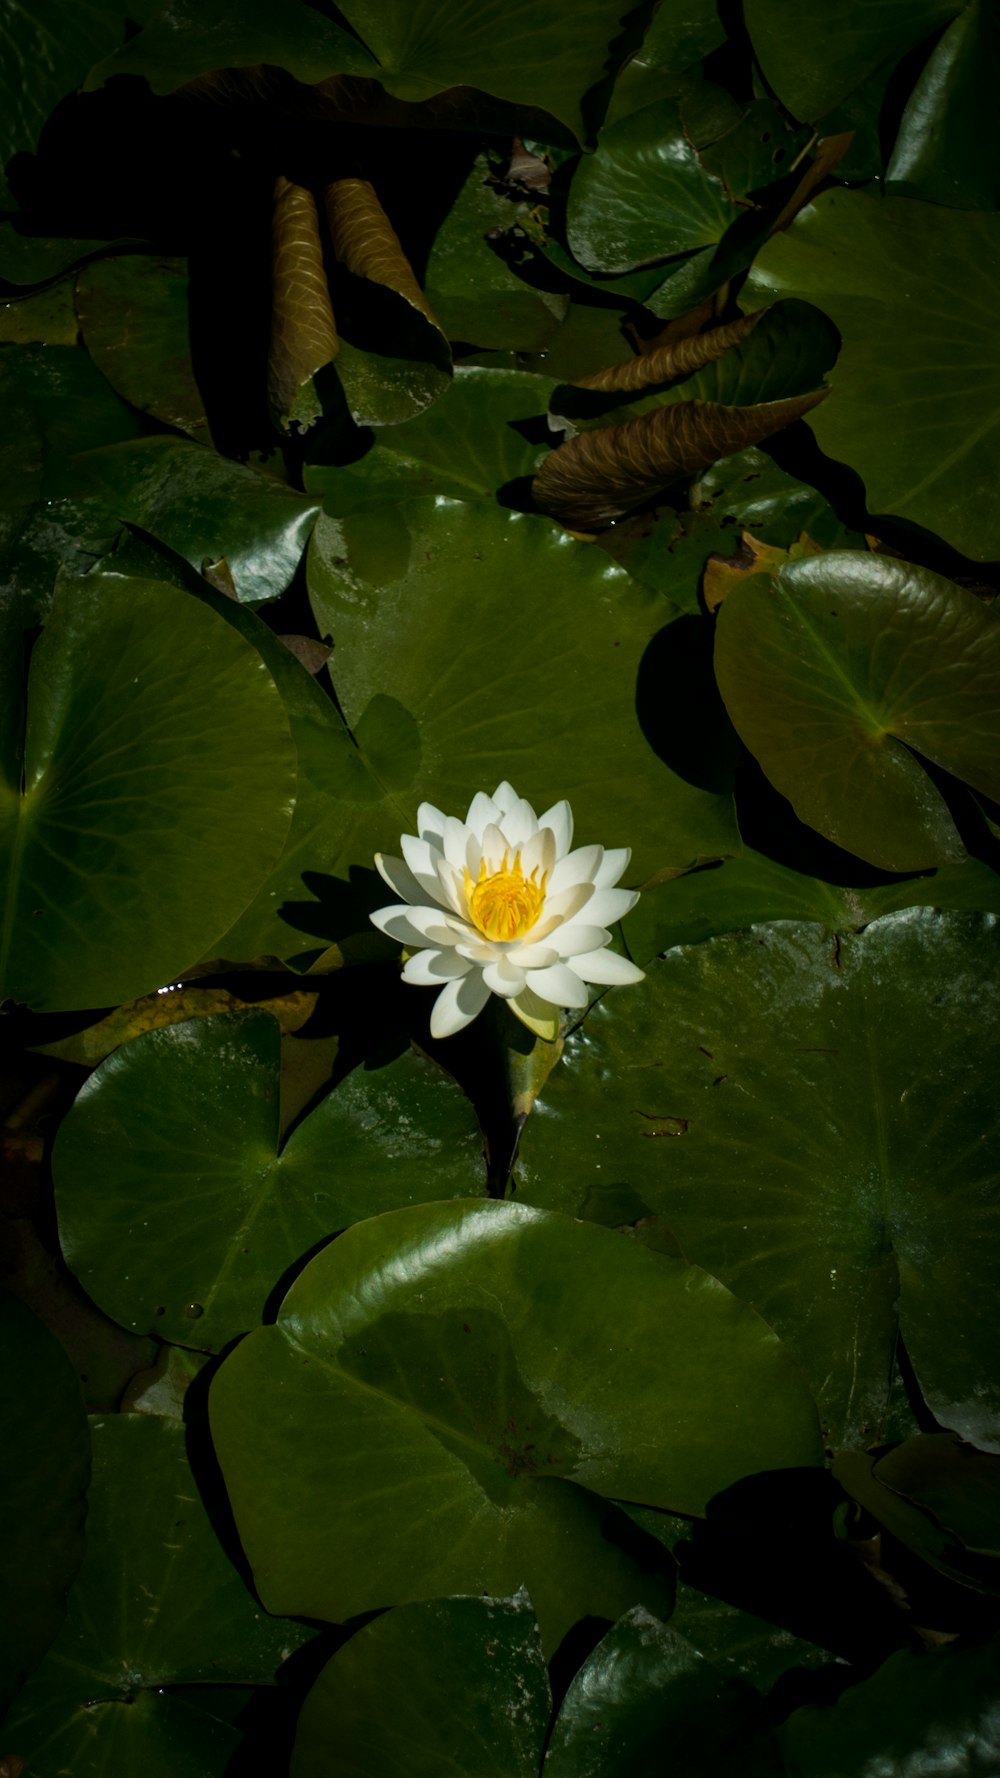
371 782 644 1039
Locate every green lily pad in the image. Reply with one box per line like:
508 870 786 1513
516 911 1000 1450
424 155 567 351
714 552 1000 871
66 436 320 604
545 1610 783 1778
306 368 554 513
566 100 740 274
780 1636 1000 1777
53 1009 486 1352
307 497 740 885
0 280 78 344
2 1414 308 1764
0 1294 89 1716
623 847 1000 965
604 2 726 126
292 1591 551 1777
743 0 961 123
210 1201 820 1653
834 1436 1000 1594
0 0 144 166
887 1 1000 208
0 573 296 1012
75 254 211 443
84 0 377 92
742 190 1000 559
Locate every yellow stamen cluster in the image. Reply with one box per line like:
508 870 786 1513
465 850 547 943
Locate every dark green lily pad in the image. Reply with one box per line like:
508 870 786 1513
566 99 740 274
53 1009 486 1352
307 497 740 885
2 1414 308 1765
743 0 961 122
84 0 377 92
780 1637 1000 1777
292 1592 550 1777
424 155 567 351
516 911 1000 1450
743 191 1000 559
545 1610 783 1778
75 254 211 443
714 552 1000 871
887 1 1000 208
210 1201 820 1653
0 1294 89 1716
0 573 296 1011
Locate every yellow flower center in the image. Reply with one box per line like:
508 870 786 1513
465 850 547 943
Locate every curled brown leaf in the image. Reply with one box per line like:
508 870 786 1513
575 310 765 394
324 178 443 334
268 175 339 431
532 389 830 530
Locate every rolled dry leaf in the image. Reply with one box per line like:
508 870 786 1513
268 175 339 430
533 388 830 530
575 310 766 394
768 132 855 236
324 177 443 334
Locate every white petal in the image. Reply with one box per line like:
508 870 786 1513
454 938 498 965
402 950 472 985
594 846 631 888
506 942 559 968
430 971 491 1038
464 791 502 840
417 801 448 844
525 882 594 938
435 855 465 914
482 959 527 997
371 904 455 948
443 815 473 873
571 949 646 986
519 827 556 881
548 844 603 896
375 852 444 909
538 799 573 859
479 822 509 872
509 984 562 1038
401 834 450 904
546 923 611 959
498 798 539 848
581 886 639 925
523 962 590 1009
491 781 519 813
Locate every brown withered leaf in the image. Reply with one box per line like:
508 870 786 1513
768 132 855 236
267 175 339 432
532 389 829 530
575 310 765 394
324 178 444 337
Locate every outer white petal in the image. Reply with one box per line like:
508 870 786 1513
571 948 646 985
464 791 503 840
375 852 443 909
505 941 559 968
402 950 472 985
509 983 562 1037
545 922 611 959
580 886 639 925
482 958 527 997
443 815 473 873
370 904 456 948
537 799 573 859
431 970 492 1038
523 962 590 1009
594 846 631 889
548 844 603 897
400 834 450 905
417 801 448 844
454 938 499 964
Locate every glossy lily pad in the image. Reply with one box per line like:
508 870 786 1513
516 910 1000 1450
210 1201 820 1653
53 1009 486 1351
